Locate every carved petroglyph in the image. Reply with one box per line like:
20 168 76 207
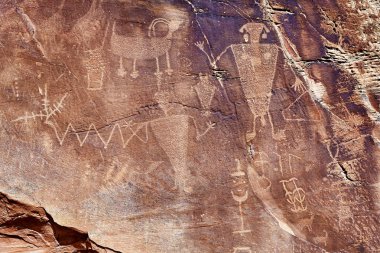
151 114 214 193
150 114 190 192
298 213 315 232
47 121 150 149
110 18 183 78
231 23 278 141
252 152 272 190
178 55 192 72
4 80 24 101
15 6 47 59
268 113 286 141
312 230 328 247
231 160 251 235
19 108 212 195
273 152 285 176
83 48 106 90
13 84 68 124
288 154 302 174
279 178 307 213
337 205 355 230
104 158 164 187
291 77 307 93
117 56 127 78
78 3 109 90
325 140 342 178
194 74 216 115
194 41 232 70
233 247 252 253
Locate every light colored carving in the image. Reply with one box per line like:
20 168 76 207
78 3 109 90
104 158 163 186
233 247 252 253
230 23 279 141
46 113 212 193
338 205 355 230
47 121 149 149
231 160 251 235
13 84 67 124
83 48 106 90
150 114 190 192
194 74 216 115
252 152 272 189
288 154 302 174
298 213 315 232
110 18 183 78
268 111 286 141
279 177 307 213
281 89 322 122
312 230 328 247
151 113 214 193
14 87 214 195
291 77 307 93
117 56 127 78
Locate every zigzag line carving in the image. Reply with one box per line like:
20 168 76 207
46 122 149 149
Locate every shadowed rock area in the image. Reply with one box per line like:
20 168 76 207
0 0 379 252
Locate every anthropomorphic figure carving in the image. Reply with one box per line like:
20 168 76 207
231 23 282 141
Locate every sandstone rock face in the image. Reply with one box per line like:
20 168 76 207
0 0 379 252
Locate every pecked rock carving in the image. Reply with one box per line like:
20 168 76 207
0 0 380 252
110 18 183 78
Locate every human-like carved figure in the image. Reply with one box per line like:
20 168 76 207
110 18 183 78
152 90 215 193
231 23 282 142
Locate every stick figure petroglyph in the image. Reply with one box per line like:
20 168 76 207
279 177 307 213
110 18 183 79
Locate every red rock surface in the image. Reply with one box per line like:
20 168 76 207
0 0 379 252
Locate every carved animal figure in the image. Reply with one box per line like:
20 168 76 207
312 230 328 247
298 213 315 232
111 18 183 78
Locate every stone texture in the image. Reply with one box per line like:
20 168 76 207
0 0 379 252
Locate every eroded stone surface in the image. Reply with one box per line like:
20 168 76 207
0 0 379 252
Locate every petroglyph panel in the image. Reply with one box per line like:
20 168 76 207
0 0 379 252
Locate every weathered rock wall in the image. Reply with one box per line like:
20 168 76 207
0 0 379 252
